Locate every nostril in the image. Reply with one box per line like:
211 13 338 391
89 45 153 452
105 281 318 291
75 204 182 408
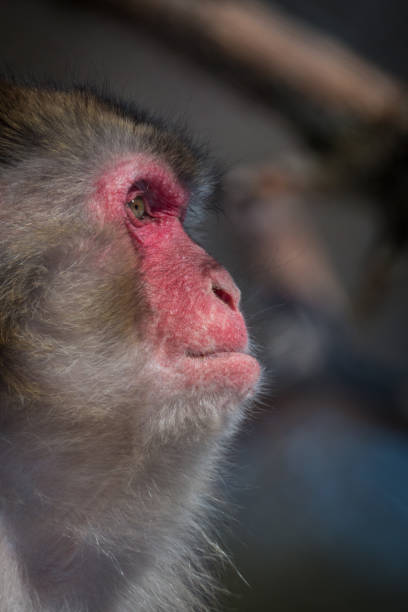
212 285 236 311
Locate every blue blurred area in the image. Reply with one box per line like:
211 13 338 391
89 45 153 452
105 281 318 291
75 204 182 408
222 387 408 610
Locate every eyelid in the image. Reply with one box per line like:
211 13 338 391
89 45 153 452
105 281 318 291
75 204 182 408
126 178 148 201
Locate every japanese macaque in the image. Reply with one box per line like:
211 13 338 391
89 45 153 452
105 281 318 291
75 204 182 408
0 81 260 612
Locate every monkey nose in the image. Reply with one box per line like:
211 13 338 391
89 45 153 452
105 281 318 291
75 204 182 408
209 268 241 312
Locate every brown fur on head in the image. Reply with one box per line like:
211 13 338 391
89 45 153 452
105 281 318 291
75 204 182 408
0 80 259 612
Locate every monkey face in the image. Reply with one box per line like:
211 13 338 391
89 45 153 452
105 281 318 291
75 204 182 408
92 155 260 405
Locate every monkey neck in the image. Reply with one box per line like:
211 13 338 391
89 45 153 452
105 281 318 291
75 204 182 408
0 406 218 521
0 403 221 608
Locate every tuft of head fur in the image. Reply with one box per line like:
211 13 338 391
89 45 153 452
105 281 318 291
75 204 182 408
0 80 254 612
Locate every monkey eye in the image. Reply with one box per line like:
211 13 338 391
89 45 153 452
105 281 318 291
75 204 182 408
127 195 146 220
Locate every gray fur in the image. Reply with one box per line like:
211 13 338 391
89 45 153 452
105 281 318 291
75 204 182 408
0 82 250 611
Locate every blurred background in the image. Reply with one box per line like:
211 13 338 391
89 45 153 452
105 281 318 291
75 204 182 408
1 1 407 610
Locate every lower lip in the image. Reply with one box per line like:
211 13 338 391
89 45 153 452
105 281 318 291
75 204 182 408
182 351 261 399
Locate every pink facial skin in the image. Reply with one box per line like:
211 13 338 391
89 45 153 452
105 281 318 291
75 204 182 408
93 156 260 400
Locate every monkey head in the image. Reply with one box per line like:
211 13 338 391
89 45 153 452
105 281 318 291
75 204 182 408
0 82 260 439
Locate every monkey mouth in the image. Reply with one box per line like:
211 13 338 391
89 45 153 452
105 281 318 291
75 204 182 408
186 349 237 359
179 350 261 398
154 348 260 398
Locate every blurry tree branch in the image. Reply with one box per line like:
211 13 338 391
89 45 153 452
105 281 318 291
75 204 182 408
93 0 407 126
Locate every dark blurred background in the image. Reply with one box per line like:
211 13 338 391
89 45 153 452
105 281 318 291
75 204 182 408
1 1 407 610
